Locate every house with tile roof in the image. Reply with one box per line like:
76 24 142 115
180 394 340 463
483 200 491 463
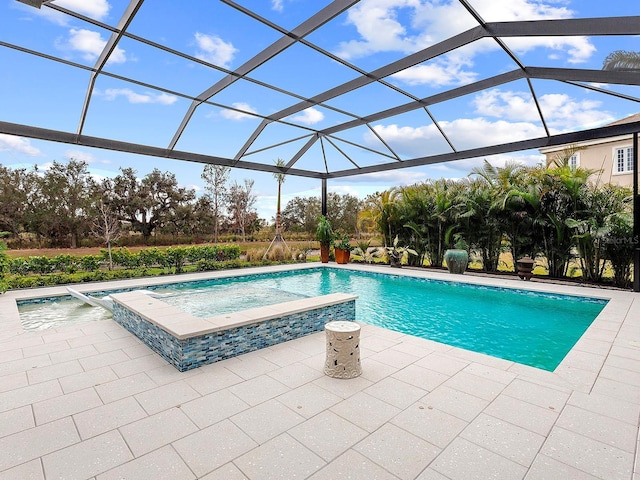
540 113 639 187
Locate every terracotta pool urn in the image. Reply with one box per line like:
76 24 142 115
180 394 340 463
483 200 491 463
516 255 535 280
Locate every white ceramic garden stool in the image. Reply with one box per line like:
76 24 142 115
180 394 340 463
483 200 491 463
324 321 362 378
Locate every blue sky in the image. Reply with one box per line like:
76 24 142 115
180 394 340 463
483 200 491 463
0 0 638 220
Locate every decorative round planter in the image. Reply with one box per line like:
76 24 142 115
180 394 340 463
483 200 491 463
320 244 330 263
516 255 535 280
444 249 468 274
335 248 350 264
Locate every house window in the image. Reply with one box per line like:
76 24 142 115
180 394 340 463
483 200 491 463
569 154 578 170
615 147 634 173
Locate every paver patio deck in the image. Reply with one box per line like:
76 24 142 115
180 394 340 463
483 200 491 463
0 264 638 479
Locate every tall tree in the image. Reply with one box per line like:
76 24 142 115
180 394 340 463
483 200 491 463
281 196 321 233
35 159 96 248
264 159 289 258
90 180 122 270
0 165 34 238
327 193 361 235
228 179 257 242
112 167 195 241
273 159 286 238
201 164 230 242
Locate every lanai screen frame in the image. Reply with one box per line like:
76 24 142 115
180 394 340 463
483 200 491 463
3 0 640 287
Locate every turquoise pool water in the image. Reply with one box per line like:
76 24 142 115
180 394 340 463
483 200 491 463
153 268 607 370
18 268 607 370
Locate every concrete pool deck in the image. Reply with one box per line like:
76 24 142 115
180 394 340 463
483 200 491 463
0 263 638 479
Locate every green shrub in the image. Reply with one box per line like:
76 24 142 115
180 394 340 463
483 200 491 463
80 255 102 272
138 247 165 268
220 245 241 260
108 248 139 269
165 246 188 273
8 258 29 275
26 256 54 274
51 254 77 273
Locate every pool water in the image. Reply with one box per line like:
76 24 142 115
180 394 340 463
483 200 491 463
156 285 308 317
151 269 607 370
18 268 607 370
19 298 112 331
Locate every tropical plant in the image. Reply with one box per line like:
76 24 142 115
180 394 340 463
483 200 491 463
315 215 334 247
567 184 630 283
602 50 640 71
603 211 635 288
360 188 401 247
456 178 503 272
273 158 286 237
333 232 354 252
352 240 379 264
471 160 530 271
400 184 435 267
423 180 459 268
385 235 418 267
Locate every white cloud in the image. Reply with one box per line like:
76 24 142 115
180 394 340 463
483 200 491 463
291 108 324 125
391 58 476 86
13 0 110 25
370 118 545 156
64 149 111 165
271 0 284 12
504 36 595 64
442 152 544 174
0 134 42 156
194 32 237 68
61 28 127 63
220 102 258 121
99 88 178 105
472 89 615 131
336 0 433 60
53 0 111 21
337 0 595 78
336 170 429 185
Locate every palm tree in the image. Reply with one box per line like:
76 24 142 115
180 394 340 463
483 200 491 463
263 159 289 258
602 50 640 71
273 158 286 239
360 188 401 247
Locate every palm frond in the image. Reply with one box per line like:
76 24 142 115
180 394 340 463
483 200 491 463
602 50 640 71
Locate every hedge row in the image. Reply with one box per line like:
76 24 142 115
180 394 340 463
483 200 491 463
5 245 242 275
0 258 296 292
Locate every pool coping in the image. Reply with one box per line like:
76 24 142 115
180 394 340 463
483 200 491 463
0 262 636 392
109 290 357 340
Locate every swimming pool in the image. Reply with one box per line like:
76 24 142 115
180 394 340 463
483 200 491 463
18 267 607 370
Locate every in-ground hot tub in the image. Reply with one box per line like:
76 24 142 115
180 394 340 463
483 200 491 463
110 290 357 371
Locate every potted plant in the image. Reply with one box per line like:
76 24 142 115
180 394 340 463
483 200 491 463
315 216 334 263
385 235 418 268
444 234 469 274
333 232 353 264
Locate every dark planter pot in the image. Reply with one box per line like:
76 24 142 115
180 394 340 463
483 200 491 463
335 248 350 264
516 255 535 280
320 244 330 263
389 254 402 268
444 249 468 274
